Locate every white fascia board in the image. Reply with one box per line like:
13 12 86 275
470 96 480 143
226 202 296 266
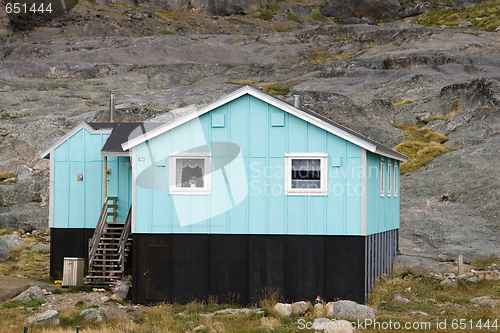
39 122 112 159
101 151 131 157
375 148 409 162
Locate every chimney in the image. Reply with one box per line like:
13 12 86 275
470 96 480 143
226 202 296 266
110 91 116 122
293 94 300 108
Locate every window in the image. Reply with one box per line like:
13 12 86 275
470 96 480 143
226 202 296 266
388 161 391 197
169 153 211 194
285 154 328 195
394 163 398 197
380 158 384 197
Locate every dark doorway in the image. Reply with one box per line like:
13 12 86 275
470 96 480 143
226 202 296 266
144 245 171 302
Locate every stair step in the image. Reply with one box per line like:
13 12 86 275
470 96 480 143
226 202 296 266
91 264 120 267
106 204 117 209
89 270 123 274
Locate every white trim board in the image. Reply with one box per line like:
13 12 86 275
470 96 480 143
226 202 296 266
121 86 408 162
40 122 112 159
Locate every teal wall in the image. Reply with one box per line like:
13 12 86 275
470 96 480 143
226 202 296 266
52 128 131 228
365 151 400 235
134 94 366 236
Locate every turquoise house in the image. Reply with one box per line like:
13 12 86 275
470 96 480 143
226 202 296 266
41 86 407 304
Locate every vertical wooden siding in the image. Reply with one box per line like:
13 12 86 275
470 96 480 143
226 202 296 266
134 94 365 236
53 128 131 228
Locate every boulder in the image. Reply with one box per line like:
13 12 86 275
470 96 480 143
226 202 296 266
111 294 123 301
320 0 402 21
0 238 10 262
440 278 458 287
190 0 272 16
314 303 326 317
291 301 309 315
332 300 376 321
313 317 331 331
274 303 292 316
112 284 130 299
465 276 480 284
31 243 50 252
0 234 25 249
25 310 59 325
325 301 334 317
13 286 44 302
289 6 310 16
393 294 410 303
79 308 105 322
457 271 474 280
325 319 355 333
470 296 496 305
458 21 473 28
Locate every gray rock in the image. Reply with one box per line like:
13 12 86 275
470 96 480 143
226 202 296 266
112 284 130 299
466 276 480 284
0 238 10 262
314 303 326 317
313 317 331 331
324 319 355 333
190 0 272 15
410 311 428 316
0 234 26 249
13 286 44 302
470 296 495 305
111 294 123 301
289 6 310 16
79 308 105 322
457 271 474 280
332 300 376 321
440 278 458 287
393 293 411 303
320 0 402 21
25 310 59 325
440 25 448 29
444 272 456 279
458 21 473 28
31 243 50 252
291 301 309 315
235 24 254 33
274 303 292 316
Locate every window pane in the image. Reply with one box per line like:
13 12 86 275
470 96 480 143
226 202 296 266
176 158 204 188
291 159 321 189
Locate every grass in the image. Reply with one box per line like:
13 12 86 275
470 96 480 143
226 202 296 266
311 11 330 23
287 12 301 23
0 234 50 279
0 171 15 181
393 98 415 106
302 48 333 64
409 0 500 31
393 124 457 174
3 299 45 310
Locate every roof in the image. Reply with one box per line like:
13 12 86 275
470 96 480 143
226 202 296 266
121 86 408 162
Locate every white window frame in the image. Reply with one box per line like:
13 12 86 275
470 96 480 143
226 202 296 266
380 158 385 197
394 163 398 197
284 153 328 196
388 160 392 197
169 152 211 195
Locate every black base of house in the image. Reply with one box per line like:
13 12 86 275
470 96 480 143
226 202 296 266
131 230 398 305
50 228 95 280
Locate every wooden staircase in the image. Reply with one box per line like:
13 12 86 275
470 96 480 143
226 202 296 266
86 197 132 285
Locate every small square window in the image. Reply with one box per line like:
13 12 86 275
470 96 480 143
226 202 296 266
169 154 211 194
285 154 327 195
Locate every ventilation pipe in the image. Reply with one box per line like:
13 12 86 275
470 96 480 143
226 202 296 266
293 95 300 108
110 91 116 122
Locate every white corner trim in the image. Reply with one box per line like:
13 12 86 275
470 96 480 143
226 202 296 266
49 152 54 228
361 149 367 236
131 147 136 234
39 122 112 159
120 86 388 157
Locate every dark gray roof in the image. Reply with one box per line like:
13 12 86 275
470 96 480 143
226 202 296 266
88 122 164 154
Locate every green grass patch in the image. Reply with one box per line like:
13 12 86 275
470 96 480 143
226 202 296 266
287 12 301 23
258 10 274 21
0 229 14 236
275 26 295 32
262 84 292 96
311 11 330 23
3 299 45 310
265 3 280 11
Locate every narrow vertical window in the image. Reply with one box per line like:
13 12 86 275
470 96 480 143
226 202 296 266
394 163 398 197
388 161 392 197
380 158 384 197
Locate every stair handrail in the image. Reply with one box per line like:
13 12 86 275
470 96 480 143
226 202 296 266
89 197 117 268
118 206 132 271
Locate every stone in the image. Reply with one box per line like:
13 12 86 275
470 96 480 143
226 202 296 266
320 0 402 21
25 310 59 325
291 301 309 315
111 294 123 301
393 294 410 303
0 234 26 249
458 21 473 28
313 317 331 331
314 303 326 317
189 0 272 16
444 272 456 279
289 6 310 16
0 238 10 262
100 296 110 302
470 296 495 305
496 26 500 32
325 301 334 317
31 243 50 252
274 303 292 316
13 286 44 302
440 25 448 29
212 321 224 332
324 319 355 333
112 284 130 299
192 324 208 332
410 311 428 316
79 308 105 322
457 271 474 280
465 276 480 284
235 24 254 33
440 278 458 287
332 300 376 321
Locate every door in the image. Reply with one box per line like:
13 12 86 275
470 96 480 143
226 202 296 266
144 245 171 302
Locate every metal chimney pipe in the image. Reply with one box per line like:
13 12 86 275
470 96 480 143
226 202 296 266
293 95 300 108
110 91 116 122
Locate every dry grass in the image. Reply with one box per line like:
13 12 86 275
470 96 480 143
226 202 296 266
0 235 50 279
393 124 456 174
393 98 415 106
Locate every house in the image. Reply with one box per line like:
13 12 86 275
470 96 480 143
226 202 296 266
41 86 408 305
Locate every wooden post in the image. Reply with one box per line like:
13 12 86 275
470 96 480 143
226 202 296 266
458 253 464 275
103 156 107 203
